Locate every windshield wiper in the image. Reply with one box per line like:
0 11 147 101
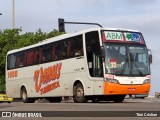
128 52 143 76
128 52 131 74
128 52 144 76
131 61 144 76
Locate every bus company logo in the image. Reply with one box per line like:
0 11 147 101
34 63 62 95
8 70 18 78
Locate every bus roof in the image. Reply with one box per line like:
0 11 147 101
7 27 140 54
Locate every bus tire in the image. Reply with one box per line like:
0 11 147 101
73 83 87 103
113 95 125 103
21 88 35 103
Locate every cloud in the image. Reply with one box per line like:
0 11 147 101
102 14 160 35
119 0 157 5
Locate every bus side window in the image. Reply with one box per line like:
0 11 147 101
41 45 52 63
16 52 26 67
55 42 61 60
34 48 40 64
27 50 34 65
7 54 16 69
68 38 75 57
68 35 83 58
74 35 83 57
67 40 72 57
52 44 56 61
60 41 68 59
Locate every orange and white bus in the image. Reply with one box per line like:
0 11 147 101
6 28 152 103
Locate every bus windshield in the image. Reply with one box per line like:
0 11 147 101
104 43 150 76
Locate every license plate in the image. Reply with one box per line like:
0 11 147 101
128 88 136 91
4 97 8 100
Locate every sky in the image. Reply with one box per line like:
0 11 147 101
0 0 160 95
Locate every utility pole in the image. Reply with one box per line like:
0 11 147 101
0 13 2 28
12 0 15 29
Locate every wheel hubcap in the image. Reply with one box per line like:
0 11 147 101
77 87 83 97
22 92 27 100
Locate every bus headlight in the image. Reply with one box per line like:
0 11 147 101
143 79 150 84
105 78 119 84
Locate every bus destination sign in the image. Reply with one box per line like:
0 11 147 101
104 31 142 43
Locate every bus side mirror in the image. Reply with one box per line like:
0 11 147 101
101 46 105 60
148 49 152 64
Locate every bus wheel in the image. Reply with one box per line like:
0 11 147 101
73 83 87 103
113 95 125 103
21 88 35 103
48 97 62 103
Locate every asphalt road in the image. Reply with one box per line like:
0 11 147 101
0 98 160 120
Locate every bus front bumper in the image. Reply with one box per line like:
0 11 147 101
104 82 150 95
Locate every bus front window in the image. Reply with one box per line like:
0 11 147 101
104 43 150 76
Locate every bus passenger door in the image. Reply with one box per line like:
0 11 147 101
85 31 104 95
85 31 103 77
